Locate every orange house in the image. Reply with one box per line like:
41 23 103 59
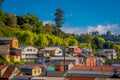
66 46 82 56
86 57 97 66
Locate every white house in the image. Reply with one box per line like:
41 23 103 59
99 49 117 59
43 47 63 56
19 45 38 62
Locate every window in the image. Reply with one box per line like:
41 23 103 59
38 70 40 73
34 70 36 74
14 42 17 46
16 56 18 58
34 49 36 52
27 49 29 51
30 49 32 51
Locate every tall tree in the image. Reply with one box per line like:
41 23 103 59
0 0 4 9
54 8 64 36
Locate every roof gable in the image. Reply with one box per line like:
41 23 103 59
0 65 7 70
2 65 16 77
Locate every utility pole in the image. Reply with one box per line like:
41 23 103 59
63 46 66 71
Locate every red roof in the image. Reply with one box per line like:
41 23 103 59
2 65 16 77
71 66 91 71
71 66 120 72
65 76 95 80
60 62 72 65
0 65 7 70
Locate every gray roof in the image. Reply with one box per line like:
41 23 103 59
50 57 76 60
43 47 61 50
79 53 95 58
102 49 115 51
41 71 66 76
0 37 16 40
67 46 77 48
17 64 45 69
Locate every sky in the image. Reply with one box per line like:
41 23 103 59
2 0 120 34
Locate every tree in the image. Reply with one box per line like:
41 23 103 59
16 30 37 45
54 8 64 36
5 14 17 27
0 0 4 9
80 43 92 50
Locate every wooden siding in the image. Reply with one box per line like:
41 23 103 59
32 66 42 76
11 38 18 48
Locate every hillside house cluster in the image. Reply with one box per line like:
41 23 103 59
0 37 118 66
0 37 117 66
0 37 119 79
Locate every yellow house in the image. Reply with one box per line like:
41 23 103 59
5 49 21 62
32 66 42 77
5 53 10 62
9 48 21 62
17 64 43 77
44 52 50 57
0 37 21 62
0 37 19 48
43 47 63 57
10 38 18 48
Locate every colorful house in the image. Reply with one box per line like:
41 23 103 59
0 65 8 76
19 45 38 62
99 49 117 59
54 62 74 71
0 37 21 62
78 53 97 66
66 46 82 56
0 65 24 80
43 47 63 56
0 45 10 59
17 64 42 77
0 37 18 48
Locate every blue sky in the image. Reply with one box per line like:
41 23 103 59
2 0 120 34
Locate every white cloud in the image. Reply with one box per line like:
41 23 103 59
43 20 54 25
62 24 119 35
87 24 118 34
61 27 87 34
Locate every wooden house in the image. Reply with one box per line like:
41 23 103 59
19 45 38 62
17 64 42 77
78 53 97 66
0 65 8 76
0 45 10 59
0 37 18 48
61 62 74 70
66 46 82 56
0 37 21 62
52 62 74 71
0 65 24 80
9 48 21 62
43 47 63 56
99 49 117 59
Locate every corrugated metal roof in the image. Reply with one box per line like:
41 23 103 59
2 65 16 77
67 46 77 48
44 47 61 50
0 37 16 40
0 65 7 70
71 66 120 72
